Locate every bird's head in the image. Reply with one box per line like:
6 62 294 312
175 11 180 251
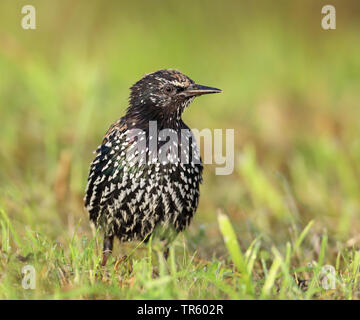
127 69 221 126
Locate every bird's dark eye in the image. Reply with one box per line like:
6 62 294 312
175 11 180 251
163 85 175 94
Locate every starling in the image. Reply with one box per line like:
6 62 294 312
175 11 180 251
84 69 221 265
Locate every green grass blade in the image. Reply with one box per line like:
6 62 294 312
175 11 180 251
218 211 253 295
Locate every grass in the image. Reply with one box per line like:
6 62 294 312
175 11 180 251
1 208 359 299
1 0 360 299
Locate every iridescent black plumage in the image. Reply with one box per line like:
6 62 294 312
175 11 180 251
84 69 221 265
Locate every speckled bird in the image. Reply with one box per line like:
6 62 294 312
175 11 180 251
84 69 221 265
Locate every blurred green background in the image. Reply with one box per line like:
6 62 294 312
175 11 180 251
0 0 360 295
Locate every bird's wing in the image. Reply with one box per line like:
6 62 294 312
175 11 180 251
84 118 141 222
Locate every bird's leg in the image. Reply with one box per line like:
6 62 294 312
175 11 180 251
163 247 170 260
161 237 171 260
101 235 114 267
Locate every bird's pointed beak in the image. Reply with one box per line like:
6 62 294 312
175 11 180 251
183 83 222 97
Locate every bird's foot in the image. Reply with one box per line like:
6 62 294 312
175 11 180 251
101 249 112 267
114 255 128 270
